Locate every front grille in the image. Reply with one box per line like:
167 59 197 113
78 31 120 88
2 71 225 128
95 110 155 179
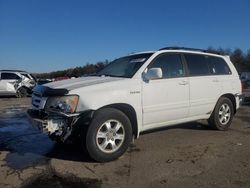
33 92 41 98
32 95 41 109
32 92 46 109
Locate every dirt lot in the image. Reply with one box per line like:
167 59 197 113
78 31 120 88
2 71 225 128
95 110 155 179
0 93 250 188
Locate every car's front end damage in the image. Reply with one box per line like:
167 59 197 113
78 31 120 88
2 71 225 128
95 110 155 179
14 72 37 95
27 75 137 147
27 85 92 142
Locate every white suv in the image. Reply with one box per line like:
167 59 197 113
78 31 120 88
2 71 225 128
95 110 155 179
0 70 37 97
28 47 242 162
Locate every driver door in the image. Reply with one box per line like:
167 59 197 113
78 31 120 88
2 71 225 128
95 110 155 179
142 53 190 130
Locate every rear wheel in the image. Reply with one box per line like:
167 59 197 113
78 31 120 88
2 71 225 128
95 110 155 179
16 87 28 98
208 97 234 130
82 108 132 162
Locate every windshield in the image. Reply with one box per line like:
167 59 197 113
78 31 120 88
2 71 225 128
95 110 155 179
96 53 153 78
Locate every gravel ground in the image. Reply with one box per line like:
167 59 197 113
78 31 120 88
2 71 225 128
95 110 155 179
0 93 250 188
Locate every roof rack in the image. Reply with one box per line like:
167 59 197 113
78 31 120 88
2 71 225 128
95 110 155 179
159 47 222 55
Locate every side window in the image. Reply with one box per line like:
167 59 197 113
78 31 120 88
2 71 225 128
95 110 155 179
208 57 231 75
148 53 184 78
184 54 210 76
1 73 20 80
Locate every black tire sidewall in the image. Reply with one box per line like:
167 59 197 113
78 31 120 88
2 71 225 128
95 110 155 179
211 97 234 130
84 108 132 162
16 87 27 98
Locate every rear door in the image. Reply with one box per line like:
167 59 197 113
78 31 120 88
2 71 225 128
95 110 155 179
0 72 20 94
183 53 221 117
207 56 233 94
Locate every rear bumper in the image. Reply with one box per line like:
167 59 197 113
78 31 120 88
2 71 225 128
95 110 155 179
235 93 244 109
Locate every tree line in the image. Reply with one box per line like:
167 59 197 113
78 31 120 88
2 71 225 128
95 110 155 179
36 60 109 79
207 47 250 72
36 47 250 79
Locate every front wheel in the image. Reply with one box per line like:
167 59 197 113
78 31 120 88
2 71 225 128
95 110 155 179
16 87 28 98
83 108 132 162
208 97 234 130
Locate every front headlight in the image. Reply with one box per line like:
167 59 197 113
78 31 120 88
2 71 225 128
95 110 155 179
45 95 79 114
29 80 36 87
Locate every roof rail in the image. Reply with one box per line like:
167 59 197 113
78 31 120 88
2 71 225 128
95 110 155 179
159 47 222 55
0 70 28 72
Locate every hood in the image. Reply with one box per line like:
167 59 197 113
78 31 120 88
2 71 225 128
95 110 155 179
44 76 125 91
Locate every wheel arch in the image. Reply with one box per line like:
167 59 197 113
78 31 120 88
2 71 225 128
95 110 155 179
16 85 32 93
219 93 236 114
98 103 139 139
16 86 31 97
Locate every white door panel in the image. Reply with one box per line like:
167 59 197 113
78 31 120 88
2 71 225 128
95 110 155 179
0 72 20 95
189 76 221 116
0 80 17 94
0 80 5 92
142 77 189 128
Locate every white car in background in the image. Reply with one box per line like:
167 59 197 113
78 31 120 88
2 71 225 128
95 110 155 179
28 47 242 162
0 70 37 97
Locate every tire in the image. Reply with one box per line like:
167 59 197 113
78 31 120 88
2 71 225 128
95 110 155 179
16 87 28 98
82 108 132 162
208 97 234 130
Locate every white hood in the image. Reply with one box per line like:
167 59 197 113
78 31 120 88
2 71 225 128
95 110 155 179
45 76 125 91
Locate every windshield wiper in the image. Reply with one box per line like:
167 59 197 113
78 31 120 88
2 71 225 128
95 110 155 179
96 74 115 77
96 74 128 78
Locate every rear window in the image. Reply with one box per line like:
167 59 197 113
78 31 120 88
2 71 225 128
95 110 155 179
184 54 210 76
207 57 231 75
1 73 20 80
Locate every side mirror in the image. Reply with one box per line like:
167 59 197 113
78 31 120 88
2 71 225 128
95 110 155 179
144 68 163 80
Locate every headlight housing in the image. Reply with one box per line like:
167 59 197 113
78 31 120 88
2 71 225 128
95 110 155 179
45 95 79 114
29 80 36 87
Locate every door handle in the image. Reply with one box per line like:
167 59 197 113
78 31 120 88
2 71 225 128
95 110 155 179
179 80 188 85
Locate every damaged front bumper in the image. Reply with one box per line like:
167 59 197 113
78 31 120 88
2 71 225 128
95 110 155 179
27 109 81 142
